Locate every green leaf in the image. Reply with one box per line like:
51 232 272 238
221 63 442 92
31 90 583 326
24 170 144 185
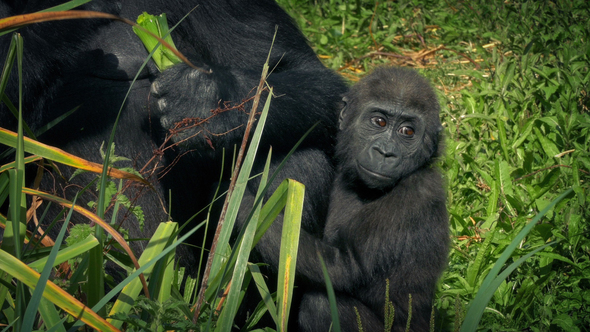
209 98 271 275
466 225 496 288
535 252 579 269
133 12 182 71
0 249 120 332
39 0 92 12
318 253 341 332
22 196 79 332
276 180 304 331
248 263 278 326
541 83 559 100
532 126 560 158
496 115 510 161
552 313 581 332
501 61 516 96
498 160 513 197
461 188 573 332
108 222 179 329
28 235 99 272
215 153 274 332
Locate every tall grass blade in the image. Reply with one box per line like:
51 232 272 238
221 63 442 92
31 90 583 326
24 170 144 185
215 150 273 331
461 242 554 332
460 188 574 331
21 196 79 332
2 32 27 332
108 222 178 329
65 220 205 331
39 0 92 12
195 29 277 319
0 127 148 184
20 187 148 291
86 234 105 316
202 179 289 303
276 179 304 332
0 250 121 332
0 34 16 108
87 9 195 315
248 263 278 326
206 86 273 300
318 253 341 332
200 121 320 319
153 234 176 305
28 235 99 272
36 298 66 332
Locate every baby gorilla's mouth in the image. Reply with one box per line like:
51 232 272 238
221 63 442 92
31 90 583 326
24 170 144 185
357 163 392 180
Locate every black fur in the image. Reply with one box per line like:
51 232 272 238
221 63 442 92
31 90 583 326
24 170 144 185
253 67 449 331
0 0 346 275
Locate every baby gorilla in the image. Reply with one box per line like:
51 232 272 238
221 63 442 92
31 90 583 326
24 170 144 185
254 67 449 331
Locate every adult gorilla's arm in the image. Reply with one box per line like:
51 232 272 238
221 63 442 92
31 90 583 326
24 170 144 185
150 64 345 152
150 0 347 152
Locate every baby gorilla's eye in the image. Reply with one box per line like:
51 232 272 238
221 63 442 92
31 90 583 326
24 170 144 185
371 116 387 127
398 126 415 136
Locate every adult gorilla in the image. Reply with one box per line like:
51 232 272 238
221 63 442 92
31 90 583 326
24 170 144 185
247 67 449 331
0 1 345 269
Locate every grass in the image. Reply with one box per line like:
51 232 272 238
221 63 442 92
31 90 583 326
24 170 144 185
1 0 589 331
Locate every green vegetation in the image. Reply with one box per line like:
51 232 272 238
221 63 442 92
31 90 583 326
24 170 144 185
277 0 590 330
133 12 182 71
1 0 589 331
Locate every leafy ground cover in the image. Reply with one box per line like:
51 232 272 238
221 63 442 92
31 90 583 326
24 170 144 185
0 0 589 331
276 0 590 330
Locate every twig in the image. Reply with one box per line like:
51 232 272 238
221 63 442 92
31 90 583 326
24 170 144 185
439 46 481 69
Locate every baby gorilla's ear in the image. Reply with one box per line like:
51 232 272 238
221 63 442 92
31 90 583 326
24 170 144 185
339 96 349 130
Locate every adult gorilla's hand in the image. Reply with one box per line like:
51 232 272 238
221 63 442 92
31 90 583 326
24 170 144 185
150 63 225 143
